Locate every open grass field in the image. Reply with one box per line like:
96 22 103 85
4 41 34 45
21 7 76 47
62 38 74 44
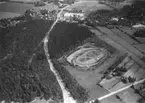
0 2 34 14
66 1 113 14
58 35 123 102
0 11 20 19
0 2 34 19
59 50 122 102
33 3 58 12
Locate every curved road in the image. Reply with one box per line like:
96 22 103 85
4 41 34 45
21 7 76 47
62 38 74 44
43 1 145 103
43 5 77 103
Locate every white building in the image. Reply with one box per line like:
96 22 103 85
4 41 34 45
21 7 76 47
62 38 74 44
63 12 85 20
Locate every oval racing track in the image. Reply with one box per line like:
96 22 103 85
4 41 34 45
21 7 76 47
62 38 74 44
67 47 108 69
42 1 145 103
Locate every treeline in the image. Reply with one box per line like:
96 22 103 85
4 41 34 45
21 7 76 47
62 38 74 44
34 1 45 7
0 0 9 1
52 59 89 103
119 0 145 21
0 19 53 59
0 27 6 59
0 55 42 102
133 29 145 38
0 18 65 102
87 0 145 27
99 0 125 6
0 15 26 27
62 0 75 4
42 0 75 4
100 0 125 2
30 47 63 101
0 46 63 102
48 22 94 59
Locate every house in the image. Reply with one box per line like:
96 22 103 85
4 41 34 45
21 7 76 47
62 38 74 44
63 12 85 21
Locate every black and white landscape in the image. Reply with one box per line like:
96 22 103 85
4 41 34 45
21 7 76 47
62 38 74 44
0 0 145 103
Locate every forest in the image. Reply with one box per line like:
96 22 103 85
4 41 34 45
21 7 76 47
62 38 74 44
133 29 145 38
48 21 94 59
0 18 64 102
52 59 89 103
0 15 94 102
87 0 145 26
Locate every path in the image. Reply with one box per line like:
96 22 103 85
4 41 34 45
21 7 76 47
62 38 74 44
43 5 77 103
89 78 145 103
42 1 145 103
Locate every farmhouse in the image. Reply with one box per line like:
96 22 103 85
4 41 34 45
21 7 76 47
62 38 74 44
64 12 84 20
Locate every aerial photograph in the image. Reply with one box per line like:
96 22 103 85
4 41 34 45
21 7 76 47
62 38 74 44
0 0 145 103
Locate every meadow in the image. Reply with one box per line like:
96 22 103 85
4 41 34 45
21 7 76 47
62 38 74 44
0 11 20 19
0 2 34 14
0 2 34 19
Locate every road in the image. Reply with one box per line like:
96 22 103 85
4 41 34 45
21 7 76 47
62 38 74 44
43 5 77 103
42 1 145 103
89 77 145 103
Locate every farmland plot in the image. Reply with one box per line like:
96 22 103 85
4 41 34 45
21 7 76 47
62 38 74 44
58 35 121 102
66 1 113 14
0 11 20 19
0 2 34 14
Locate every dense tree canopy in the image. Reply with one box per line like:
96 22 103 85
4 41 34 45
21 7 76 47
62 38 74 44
48 22 94 58
87 0 145 26
0 18 63 102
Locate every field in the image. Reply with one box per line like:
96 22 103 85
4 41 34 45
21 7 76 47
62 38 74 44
0 11 20 19
0 2 34 19
58 34 123 102
33 2 58 12
66 1 113 14
0 2 34 14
